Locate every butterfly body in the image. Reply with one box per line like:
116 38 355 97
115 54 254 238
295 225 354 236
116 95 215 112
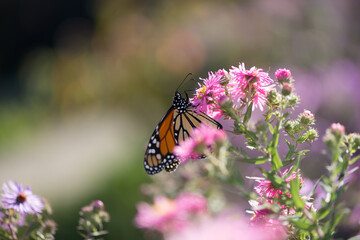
144 91 222 175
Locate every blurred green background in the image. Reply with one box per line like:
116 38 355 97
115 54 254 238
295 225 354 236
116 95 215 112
1 0 360 239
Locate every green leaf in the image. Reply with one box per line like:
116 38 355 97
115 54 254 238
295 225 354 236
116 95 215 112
268 124 274 134
240 148 249 158
350 155 360 165
273 130 280 147
293 149 310 156
290 177 305 209
285 139 295 160
238 156 269 164
330 208 350 232
269 173 284 187
245 131 258 142
316 207 331 220
243 102 253 124
289 218 313 230
319 182 332 194
297 134 307 144
270 147 283 170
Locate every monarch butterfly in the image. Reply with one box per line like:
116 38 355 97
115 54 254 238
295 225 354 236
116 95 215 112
144 90 222 175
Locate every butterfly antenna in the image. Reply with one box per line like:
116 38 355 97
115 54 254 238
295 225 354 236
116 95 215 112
176 73 193 92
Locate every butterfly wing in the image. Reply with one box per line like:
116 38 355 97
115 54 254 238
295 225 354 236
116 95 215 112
144 95 222 175
173 107 222 142
144 107 180 175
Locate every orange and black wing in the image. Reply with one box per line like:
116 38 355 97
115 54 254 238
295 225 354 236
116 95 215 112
144 107 180 175
173 107 222 142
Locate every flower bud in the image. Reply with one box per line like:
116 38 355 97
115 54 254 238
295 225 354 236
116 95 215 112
284 120 295 135
266 90 280 106
275 68 292 84
91 200 105 211
288 94 299 105
348 133 360 153
306 128 319 143
298 109 315 126
323 123 346 149
330 123 345 135
218 95 232 110
281 82 293 96
217 69 230 86
41 219 57 235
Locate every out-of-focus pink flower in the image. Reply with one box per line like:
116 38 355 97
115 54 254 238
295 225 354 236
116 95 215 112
166 213 287 240
190 70 227 119
249 200 274 224
275 68 292 82
173 138 201 162
330 123 345 134
255 168 304 199
134 193 207 233
176 193 207 213
174 124 227 163
228 63 274 111
249 199 296 224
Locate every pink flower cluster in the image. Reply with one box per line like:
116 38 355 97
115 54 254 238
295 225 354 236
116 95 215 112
228 63 274 111
134 193 207 233
250 168 313 224
166 213 287 240
254 168 304 199
191 71 227 119
173 124 227 163
190 63 275 118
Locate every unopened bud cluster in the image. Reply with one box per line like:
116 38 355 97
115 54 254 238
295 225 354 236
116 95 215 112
284 109 318 144
77 200 110 239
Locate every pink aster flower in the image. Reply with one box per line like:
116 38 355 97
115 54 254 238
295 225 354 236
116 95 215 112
190 70 227 119
174 124 227 163
248 200 274 224
176 193 207 213
166 213 287 240
255 168 304 199
275 68 292 82
228 63 274 111
1 181 44 215
250 197 315 225
249 199 296 226
255 179 283 199
134 193 207 233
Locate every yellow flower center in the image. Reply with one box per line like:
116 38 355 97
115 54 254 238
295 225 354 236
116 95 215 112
152 197 176 216
16 193 27 204
196 85 207 98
